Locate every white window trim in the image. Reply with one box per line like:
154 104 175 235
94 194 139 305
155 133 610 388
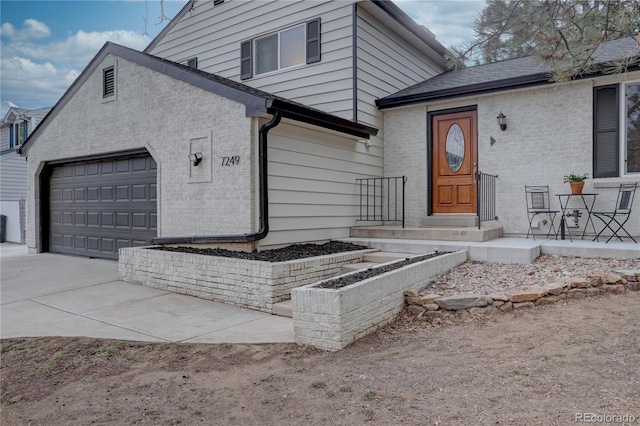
621 79 640 177
253 23 306 77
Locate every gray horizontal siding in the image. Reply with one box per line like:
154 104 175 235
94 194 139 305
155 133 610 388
0 151 27 199
262 121 382 247
148 0 356 118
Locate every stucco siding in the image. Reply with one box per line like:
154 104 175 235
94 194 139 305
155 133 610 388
148 0 355 120
263 121 383 247
24 54 255 252
384 75 640 237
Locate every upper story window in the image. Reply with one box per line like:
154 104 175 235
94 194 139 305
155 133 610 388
240 18 321 80
9 120 28 148
593 81 640 177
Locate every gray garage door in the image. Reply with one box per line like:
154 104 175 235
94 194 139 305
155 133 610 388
48 154 157 259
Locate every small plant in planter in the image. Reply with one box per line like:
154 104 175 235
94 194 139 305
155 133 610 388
563 172 589 194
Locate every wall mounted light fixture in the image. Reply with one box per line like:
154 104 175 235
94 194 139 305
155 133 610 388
189 152 203 166
497 112 507 131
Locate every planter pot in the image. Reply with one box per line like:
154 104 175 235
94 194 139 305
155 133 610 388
570 181 585 194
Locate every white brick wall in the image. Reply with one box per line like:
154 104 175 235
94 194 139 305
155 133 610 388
291 251 467 351
25 54 255 252
120 246 376 313
383 76 640 237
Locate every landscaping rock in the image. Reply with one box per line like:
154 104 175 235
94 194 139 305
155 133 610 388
567 289 586 299
434 294 490 310
558 277 591 289
506 286 546 303
492 300 505 308
627 282 640 291
513 301 534 310
542 283 566 296
603 284 626 294
600 273 627 285
536 296 559 306
419 294 442 305
489 293 509 302
404 289 419 297
424 303 440 311
585 288 601 297
586 275 603 287
499 302 513 312
469 305 497 316
405 296 421 305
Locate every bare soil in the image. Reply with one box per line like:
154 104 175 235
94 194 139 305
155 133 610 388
2 292 639 426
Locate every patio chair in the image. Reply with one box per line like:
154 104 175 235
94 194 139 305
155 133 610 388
591 183 637 243
525 185 559 240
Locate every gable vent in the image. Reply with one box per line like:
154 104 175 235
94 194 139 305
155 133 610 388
103 66 115 97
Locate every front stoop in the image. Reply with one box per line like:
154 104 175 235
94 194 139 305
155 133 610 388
350 222 503 242
273 300 292 318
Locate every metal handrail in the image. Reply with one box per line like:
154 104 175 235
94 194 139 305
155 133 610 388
356 176 406 228
477 171 498 229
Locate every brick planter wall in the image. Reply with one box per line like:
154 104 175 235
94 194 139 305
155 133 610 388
119 247 376 313
291 251 468 351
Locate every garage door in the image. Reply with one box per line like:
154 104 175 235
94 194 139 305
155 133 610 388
48 154 157 259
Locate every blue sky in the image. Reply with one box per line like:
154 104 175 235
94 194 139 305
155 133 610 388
0 0 485 117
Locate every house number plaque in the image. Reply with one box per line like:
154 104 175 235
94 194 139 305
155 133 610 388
221 156 240 166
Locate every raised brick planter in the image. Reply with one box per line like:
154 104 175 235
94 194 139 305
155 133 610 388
119 246 376 313
291 251 468 351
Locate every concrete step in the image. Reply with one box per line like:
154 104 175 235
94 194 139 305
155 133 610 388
362 251 412 263
350 222 503 242
421 215 479 227
273 299 292 318
341 262 377 274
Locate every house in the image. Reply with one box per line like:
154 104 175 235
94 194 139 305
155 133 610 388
378 36 640 238
17 0 639 261
19 0 448 259
0 106 52 243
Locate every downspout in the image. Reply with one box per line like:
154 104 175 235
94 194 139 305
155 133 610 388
152 111 282 244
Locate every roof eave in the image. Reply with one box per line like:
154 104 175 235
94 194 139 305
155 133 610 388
268 99 378 139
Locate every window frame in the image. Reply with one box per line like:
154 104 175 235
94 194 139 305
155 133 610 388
103 66 115 98
240 17 321 80
622 79 640 176
10 120 28 148
253 23 306 77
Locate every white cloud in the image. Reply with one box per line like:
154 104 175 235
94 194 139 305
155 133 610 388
1 19 51 41
396 0 486 48
1 19 151 110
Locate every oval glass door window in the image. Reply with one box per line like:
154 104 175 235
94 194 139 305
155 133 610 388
445 124 465 172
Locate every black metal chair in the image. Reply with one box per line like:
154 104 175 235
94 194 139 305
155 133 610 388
525 185 559 240
592 183 637 243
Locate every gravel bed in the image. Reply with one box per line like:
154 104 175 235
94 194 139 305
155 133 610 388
421 255 639 296
315 252 448 289
151 241 368 262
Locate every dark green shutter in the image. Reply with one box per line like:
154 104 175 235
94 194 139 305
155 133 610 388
23 120 28 142
240 40 253 80
9 124 14 148
593 85 619 178
306 18 321 64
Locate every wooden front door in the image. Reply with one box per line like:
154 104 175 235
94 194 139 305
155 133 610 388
431 110 477 214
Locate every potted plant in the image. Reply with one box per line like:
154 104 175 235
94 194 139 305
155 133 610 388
563 172 589 194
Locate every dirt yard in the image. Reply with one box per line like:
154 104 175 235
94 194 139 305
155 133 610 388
2 292 638 425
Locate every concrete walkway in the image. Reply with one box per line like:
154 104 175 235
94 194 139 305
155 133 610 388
0 244 294 344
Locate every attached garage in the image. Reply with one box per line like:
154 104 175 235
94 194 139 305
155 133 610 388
44 152 157 260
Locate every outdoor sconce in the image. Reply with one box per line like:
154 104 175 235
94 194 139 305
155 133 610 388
497 112 507 131
189 152 203 166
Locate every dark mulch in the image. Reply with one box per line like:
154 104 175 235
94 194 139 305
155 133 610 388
151 241 369 262
315 251 449 289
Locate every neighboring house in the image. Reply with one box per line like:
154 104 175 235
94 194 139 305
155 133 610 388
17 0 639 260
378 36 640 237
0 106 51 243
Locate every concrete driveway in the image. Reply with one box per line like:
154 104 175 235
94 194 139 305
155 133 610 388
0 244 294 344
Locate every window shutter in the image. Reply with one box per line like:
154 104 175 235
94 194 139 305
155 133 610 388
306 18 321 64
593 85 619 178
9 123 14 149
240 40 253 80
103 67 115 97
23 120 28 142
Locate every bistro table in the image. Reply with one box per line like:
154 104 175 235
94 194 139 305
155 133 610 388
556 193 598 241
